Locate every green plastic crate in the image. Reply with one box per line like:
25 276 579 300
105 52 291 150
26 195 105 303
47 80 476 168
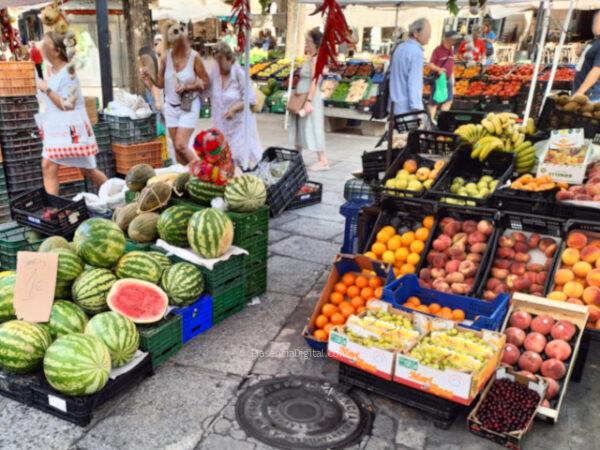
239 233 268 268
229 206 269 245
0 222 45 270
125 239 154 253
213 281 245 324
138 316 182 369
245 264 267 301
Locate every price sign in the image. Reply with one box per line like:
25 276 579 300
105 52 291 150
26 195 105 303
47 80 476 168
13 251 58 322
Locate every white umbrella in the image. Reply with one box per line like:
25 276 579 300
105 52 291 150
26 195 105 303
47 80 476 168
153 0 231 22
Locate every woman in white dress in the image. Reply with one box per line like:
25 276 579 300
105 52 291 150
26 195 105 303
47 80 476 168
36 31 107 195
209 41 262 169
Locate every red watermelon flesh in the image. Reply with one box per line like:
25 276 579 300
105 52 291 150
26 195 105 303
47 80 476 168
106 279 168 324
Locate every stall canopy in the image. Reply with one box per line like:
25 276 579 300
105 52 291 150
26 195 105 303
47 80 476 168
152 0 231 22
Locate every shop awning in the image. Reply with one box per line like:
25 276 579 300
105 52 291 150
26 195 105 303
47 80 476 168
152 0 231 22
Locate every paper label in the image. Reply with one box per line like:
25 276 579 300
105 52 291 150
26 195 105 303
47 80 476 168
13 252 58 323
48 395 67 412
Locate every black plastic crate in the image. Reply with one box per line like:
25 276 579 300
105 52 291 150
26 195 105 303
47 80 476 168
286 181 322 210
482 96 519 113
393 110 425 133
338 363 468 429
362 148 403 182
554 201 600 222
11 188 89 237
491 186 558 216
427 147 515 207
3 156 42 182
30 354 153 426
0 368 39 404
344 177 375 201
0 129 42 162
0 116 37 132
59 181 86 199
452 97 483 111
102 113 156 145
261 147 308 217
357 204 381 254
437 110 486 132
538 97 600 139
0 96 38 112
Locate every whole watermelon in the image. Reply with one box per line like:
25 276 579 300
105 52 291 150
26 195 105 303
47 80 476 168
72 268 117 315
224 175 267 212
0 272 16 323
48 300 89 339
44 333 111 395
73 218 126 268
0 320 53 373
50 248 84 282
161 262 204 307
85 312 139 368
146 251 172 271
38 236 71 253
187 177 226 205
55 279 73 300
187 209 234 259
157 205 197 247
115 251 163 284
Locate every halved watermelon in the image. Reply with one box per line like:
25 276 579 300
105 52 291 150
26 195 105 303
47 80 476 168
106 279 168 324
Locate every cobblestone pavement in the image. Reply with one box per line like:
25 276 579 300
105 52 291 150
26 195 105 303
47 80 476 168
1 114 599 450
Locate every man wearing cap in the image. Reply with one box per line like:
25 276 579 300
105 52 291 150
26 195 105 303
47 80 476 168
458 25 486 63
428 30 459 119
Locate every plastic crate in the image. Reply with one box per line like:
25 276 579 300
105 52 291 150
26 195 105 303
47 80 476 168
490 186 558 216
451 97 484 111
103 113 156 144
125 238 154 253
383 275 509 331
554 202 600 222
0 62 36 97
427 147 515 207
138 316 182 369
59 181 86 199
437 110 486 132
240 233 268 267
0 222 45 270
393 110 424 133
286 181 322 210
340 198 373 254
112 140 162 175
344 177 375 201
0 129 42 163
96 152 116 177
3 157 42 185
0 367 38 404
11 188 89 237
261 147 308 217
57 165 84 184
213 281 246 324
482 95 519 113
361 148 403 183
244 264 267 301
198 254 246 297
93 121 111 152
29 354 153 426
228 205 269 245
172 294 213 344
0 97 38 123
538 97 600 139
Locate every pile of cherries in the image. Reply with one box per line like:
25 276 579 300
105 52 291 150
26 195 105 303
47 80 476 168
475 378 540 433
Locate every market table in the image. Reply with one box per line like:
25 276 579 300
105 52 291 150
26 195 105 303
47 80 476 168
323 106 385 136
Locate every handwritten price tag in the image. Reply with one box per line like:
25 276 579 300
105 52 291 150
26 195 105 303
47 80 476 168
13 251 58 322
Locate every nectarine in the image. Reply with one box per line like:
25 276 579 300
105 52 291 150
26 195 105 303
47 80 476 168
554 268 575 285
566 231 588 250
561 248 581 266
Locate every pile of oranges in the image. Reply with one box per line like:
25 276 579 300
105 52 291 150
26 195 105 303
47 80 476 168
402 296 466 321
364 216 434 279
312 272 383 342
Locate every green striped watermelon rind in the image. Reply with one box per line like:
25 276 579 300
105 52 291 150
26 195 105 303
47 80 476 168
50 248 84 282
48 300 89 339
146 251 173 271
0 320 53 373
73 218 126 269
187 178 226 205
85 311 139 368
0 273 16 323
157 205 196 247
115 251 163 284
43 333 111 396
161 262 204 307
55 279 73 300
72 268 117 315
187 209 234 259
38 236 71 253
224 174 267 213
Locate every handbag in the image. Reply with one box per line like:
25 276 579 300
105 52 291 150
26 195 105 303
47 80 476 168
181 91 198 112
286 92 308 115
432 72 449 104
35 110 98 160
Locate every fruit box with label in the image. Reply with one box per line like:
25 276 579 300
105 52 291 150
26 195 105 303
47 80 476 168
501 292 588 423
302 254 389 352
467 367 547 450
393 322 505 405
536 129 591 185
327 302 430 381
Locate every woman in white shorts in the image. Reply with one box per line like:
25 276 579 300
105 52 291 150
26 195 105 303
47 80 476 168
141 21 209 165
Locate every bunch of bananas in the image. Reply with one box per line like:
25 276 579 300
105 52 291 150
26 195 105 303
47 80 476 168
454 113 537 174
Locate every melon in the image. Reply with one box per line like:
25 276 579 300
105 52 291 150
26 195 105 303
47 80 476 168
50 248 84 282
55 279 73 300
126 164 156 192
38 236 71 253
224 175 267 212
128 212 159 243
187 209 234 258
106 279 168 324
113 203 139 232
137 182 172 213
173 172 190 197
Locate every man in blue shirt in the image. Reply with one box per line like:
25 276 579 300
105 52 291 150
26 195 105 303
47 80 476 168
574 11 600 101
389 18 431 115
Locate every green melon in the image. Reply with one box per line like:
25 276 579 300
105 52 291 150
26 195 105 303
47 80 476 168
73 218 126 268
72 268 117 315
173 172 190 197
224 175 267 212
48 300 89 339
43 333 111 395
0 273 16 323
113 202 139 232
146 251 172 271
115 251 163 284
128 212 159 243
38 236 71 253
187 177 226 205
161 262 204 307
50 248 84 282
126 163 156 192
85 311 139 368
187 209 234 259
137 182 172 213
157 205 197 247
0 320 53 373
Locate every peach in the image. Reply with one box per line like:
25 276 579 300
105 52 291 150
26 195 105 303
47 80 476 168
430 268 446 279
486 278 501 291
432 253 448 269
573 261 592 278
539 238 556 253
467 231 486 245
563 281 584 299
442 220 462 237
445 260 461 273
450 283 470 294
505 327 526 346
427 251 440 264
551 320 576 341
449 242 466 258
501 343 521 365
453 233 468 246
477 220 493 236
586 268 600 287
517 370 537 381
541 399 551 408
556 190 575 201
582 286 600 305
531 314 555 335
518 351 543 373
440 217 454 228
506 274 518 289
524 332 547 353
588 304 600 322
545 340 572 361
524 272 537 284
483 290 496 301
541 358 566 380
446 272 465 284
491 268 508 280
499 236 515 248
467 253 482 263
494 283 508 294
561 248 581 266
514 252 531 263
581 245 600 264
432 235 452 251
470 242 487 254
496 247 515 259
419 268 432 281
528 233 541 249
566 298 584 305
567 231 588 250
548 291 567 301
544 243 558 258
535 272 547 285
514 241 529 254
431 279 451 293
510 262 526 276
530 284 544 295
462 220 477 233
459 260 477 277
514 277 532 292
495 259 512 270
527 263 544 273
596 258 600 269
554 268 575 285
512 231 526 242
544 378 560 400
510 310 532 329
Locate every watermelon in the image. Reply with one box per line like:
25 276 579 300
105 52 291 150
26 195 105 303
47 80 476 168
187 209 234 259
0 320 52 373
72 268 117 315
146 251 172 271
43 333 111 395
48 300 89 339
55 279 73 300
224 175 267 212
157 205 197 247
106 279 168 324
115 251 163 284
128 212 159 243
85 312 139 368
38 236 71 253
187 177 226 205
73 218 126 268
50 248 84 282
161 262 204 307
0 272 16 323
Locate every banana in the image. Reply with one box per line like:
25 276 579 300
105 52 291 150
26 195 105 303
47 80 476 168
511 130 521 144
515 140 533 152
486 112 496 121
514 133 525 148
505 139 513 152
526 118 536 135
492 117 503 135
481 119 495 134
517 149 536 162
471 143 483 159
479 139 504 161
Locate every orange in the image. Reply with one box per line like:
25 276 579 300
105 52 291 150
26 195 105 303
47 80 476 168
369 277 382 289
387 235 403 251
393 267 401 278
407 252 421 266
361 287 374 300
340 304 356 318
416 304 430 313
322 303 338 317
415 227 429 241
330 292 344 305
364 251 377 260
374 287 383 299
401 231 416 247
351 297 365 308
324 323 334 334
313 329 328 341
410 240 425 254
400 263 416 274
315 314 329 329
423 216 434 229
381 225 396 235
452 309 466 321
355 275 369 288
440 307 453 319
371 242 386 256
429 303 441 314
356 306 366 314
330 312 345 325
407 296 421 306
395 247 409 263
338 301 352 310
376 230 392 244
347 285 360 298
403 302 415 309
342 273 356 286
382 251 396 265
334 282 348 295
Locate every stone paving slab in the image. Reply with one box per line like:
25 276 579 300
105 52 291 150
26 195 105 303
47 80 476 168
270 235 341 266
276 216 344 241
290 203 346 223
266 255 326 296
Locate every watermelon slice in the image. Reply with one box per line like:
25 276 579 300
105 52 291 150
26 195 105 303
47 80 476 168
106 279 168 324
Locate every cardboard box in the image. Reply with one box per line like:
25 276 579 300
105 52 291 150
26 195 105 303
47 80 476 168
467 367 548 450
501 293 589 422
537 129 591 184
393 325 505 405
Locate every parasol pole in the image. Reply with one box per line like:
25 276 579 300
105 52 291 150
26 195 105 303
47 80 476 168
285 5 302 130
543 0 574 103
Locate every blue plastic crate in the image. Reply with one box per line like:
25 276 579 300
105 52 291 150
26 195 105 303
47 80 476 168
340 199 372 254
382 275 509 331
172 294 213 344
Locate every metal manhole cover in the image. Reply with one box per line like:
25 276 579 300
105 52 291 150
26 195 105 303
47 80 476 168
235 376 373 450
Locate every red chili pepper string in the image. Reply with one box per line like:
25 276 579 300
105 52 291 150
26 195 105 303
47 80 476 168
230 0 251 52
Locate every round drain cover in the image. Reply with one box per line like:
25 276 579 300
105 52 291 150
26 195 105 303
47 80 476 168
235 376 373 449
